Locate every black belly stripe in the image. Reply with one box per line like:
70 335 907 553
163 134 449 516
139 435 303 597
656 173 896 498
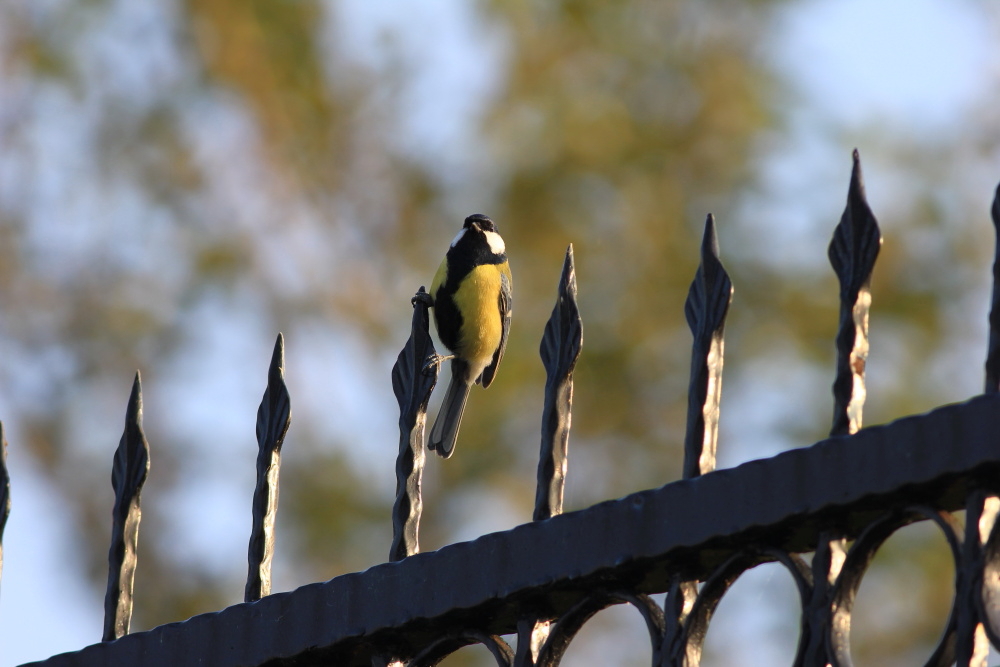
442 241 506 294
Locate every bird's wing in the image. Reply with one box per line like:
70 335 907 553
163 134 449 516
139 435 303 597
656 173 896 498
481 267 512 389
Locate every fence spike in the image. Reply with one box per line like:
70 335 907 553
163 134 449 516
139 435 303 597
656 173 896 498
245 333 292 602
985 183 1000 392
954 490 996 664
390 287 440 561
534 245 583 522
828 149 882 437
103 372 150 641
808 150 882 664
662 575 698 666
682 215 733 479
977 494 1000 648
0 421 9 595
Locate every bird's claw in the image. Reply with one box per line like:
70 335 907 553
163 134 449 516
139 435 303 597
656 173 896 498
411 289 434 308
423 353 452 374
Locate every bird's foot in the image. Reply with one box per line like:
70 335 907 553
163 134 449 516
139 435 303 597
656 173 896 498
411 288 434 308
423 353 453 374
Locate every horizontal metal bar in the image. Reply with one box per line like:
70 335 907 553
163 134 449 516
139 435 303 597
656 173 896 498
25 394 1000 667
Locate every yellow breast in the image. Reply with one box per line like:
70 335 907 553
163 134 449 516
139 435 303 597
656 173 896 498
450 264 504 365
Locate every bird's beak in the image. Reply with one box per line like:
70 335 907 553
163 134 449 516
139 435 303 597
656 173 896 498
470 221 482 233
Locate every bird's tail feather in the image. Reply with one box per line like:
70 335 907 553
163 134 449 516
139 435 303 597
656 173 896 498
429 373 472 459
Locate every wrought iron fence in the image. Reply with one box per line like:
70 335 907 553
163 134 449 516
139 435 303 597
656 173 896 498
3 151 1000 666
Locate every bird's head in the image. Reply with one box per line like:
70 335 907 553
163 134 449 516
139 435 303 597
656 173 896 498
464 213 498 234
453 214 505 255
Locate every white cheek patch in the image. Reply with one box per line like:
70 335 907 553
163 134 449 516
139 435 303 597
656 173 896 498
484 230 506 254
450 228 467 248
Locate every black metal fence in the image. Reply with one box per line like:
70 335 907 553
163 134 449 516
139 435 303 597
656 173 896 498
4 151 1000 666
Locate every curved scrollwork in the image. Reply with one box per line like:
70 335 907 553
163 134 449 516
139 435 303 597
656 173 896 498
662 509 963 667
407 630 515 667
827 506 962 667
671 548 810 667
376 507 974 667
680 550 774 665
510 589 665 667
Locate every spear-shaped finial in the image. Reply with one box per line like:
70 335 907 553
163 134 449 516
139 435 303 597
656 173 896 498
828 150 882 436
390 288 440 561
984 182 1000 392
682 215 733 479
246 333 292 602
534 245 583 522
103 372 150 641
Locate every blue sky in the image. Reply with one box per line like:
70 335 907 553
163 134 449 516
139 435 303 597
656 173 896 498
2 0 999 665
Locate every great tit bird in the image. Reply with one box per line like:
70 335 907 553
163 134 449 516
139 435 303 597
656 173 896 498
428 214 512 458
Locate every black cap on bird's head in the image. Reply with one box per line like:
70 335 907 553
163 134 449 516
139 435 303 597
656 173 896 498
464 213 497 234
450 213 506 256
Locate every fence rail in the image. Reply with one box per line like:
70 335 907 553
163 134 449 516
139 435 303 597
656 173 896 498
4 151 1000 666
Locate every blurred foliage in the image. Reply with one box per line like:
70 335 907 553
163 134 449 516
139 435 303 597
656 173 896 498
1 0 998 664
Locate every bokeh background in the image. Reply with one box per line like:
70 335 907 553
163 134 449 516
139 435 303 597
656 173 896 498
2 0 1000 665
